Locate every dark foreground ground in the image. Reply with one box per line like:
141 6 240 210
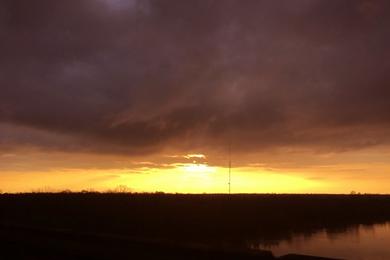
0 224 340 260
2 193 389 259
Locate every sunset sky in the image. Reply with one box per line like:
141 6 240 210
1 0 390 193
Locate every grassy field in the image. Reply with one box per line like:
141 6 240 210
1 193 389 259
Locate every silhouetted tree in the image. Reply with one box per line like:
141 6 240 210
114 185 132 193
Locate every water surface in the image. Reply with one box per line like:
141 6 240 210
252 222 390 260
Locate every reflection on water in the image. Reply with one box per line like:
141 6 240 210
250 222 390 260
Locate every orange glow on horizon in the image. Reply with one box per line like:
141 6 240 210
1 149 390 194
0 164 325 194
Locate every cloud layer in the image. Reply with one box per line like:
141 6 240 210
1 0 390 156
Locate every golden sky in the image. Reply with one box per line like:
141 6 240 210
1 146 389 194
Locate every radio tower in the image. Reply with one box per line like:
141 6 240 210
228 141 231 194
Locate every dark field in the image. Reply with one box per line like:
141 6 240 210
1 193 390 259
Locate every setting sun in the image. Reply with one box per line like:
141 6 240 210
182 163 216 174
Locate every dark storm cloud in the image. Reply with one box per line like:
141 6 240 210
1 0 390 154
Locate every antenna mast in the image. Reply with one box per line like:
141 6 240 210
228 141 231 194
